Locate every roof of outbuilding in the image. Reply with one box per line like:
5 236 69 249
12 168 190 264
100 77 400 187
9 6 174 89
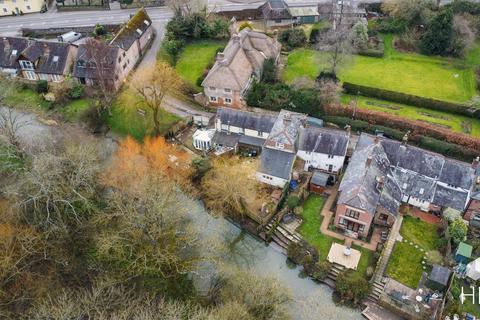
0 37 30 69
20 40 74 75
457 242 473 258
298 127 349 156
110 8 152 50
258 148 295 180
217 107 277 133
428 265 451 286
311 171 329 186
261 0 292 20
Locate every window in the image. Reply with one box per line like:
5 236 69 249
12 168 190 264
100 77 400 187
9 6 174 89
11 49 17 56
345 209 360 219
402 183 408 189
122 63 127 70
3 8 6 13
378 213 388 221
359 225 365 232
53 56 59 62
39 73 48 80
24 71 36 80
225 98 232 104
209 96 217 102
224 88 231 93
276 142 284 149
51 74 61 82
419 188 424 195
339 218 347 226
238 128 244 135
209 87 216 91
328 164 333 173
118 57 121 63
328 154 334 159
20 60 34 70
26 5 30 9
123 52 126 57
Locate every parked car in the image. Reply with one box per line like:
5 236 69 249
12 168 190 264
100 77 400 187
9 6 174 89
57 31 82 43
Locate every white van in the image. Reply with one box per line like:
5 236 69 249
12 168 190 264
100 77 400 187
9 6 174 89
57 31 82 43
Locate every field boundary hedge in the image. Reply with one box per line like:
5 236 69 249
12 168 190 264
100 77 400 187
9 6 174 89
343 82 480 118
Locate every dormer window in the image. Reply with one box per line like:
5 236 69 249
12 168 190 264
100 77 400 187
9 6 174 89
19 60 34 70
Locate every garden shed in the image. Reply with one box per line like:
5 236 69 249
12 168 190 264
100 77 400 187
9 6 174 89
426 265 451 292
310 171 329 194
466 258 480 281
455 242 473 264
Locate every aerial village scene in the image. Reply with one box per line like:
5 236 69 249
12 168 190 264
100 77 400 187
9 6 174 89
2 0 480 319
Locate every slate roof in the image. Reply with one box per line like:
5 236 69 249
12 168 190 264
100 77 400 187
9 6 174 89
73 41 119 80
217 107 276 133
267 109 307 148
338 136 402 216
239 135 266 147
311 171 329 186
0 37 29 69
258 148 295 180
212 131 240 148
261 0 292 20
202 29 280 91
339 133 475 215
110 8 152 51
428 265 451 287
298 127 349 156
20 41 74 75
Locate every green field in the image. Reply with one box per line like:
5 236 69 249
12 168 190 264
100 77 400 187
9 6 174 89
298 195 373 277
386 216 440 289
61 99 92 122
106 88 181 141
175 40 226 91
342 94 480 136
282 35 479 103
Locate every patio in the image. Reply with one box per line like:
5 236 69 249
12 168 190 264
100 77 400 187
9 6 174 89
327 243 361 270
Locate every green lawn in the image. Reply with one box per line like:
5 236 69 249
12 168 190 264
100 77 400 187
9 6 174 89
386 241 426 289
106 88 181 141
282 35 479 103
298 195 373 277
341 94 480 137
61 99 92 122
4 87 52 112
175 40 226 91
386 215 440 288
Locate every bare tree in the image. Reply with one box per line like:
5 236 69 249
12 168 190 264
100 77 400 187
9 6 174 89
83 38 117 114
315 0 353 77
130 63 183 136
0 107 28 151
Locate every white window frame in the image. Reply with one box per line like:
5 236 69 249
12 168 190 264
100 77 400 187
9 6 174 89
225 97 232 104
209 96 217 102
20 60 34 70
224 88 231 93
24 71 36 80
51 74 61 82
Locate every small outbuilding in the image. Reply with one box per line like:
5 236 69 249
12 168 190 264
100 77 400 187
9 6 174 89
426 265 452 292
193 129 215 151
455 242 473 264
466 257 480 281
310 171 330 194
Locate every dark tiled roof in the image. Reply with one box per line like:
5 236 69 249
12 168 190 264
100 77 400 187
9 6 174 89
0 37 29 68
428 265 451 286
258 148 295 180
298 127 349 156
239 135 265 147
110 8 152 51
20 41 73 75
73 41 119 80
217 108 276 133
433 184 470 212
212 131 240 147
439 159 474 190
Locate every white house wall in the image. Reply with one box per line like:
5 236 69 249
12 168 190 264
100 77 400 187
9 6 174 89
256 172 288 188
297 150 345 173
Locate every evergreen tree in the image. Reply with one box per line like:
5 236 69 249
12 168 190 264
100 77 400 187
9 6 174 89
420 8 454 55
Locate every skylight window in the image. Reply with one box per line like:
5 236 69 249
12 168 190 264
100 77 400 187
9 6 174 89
419 188 424 195
11 49 17 56
402 183 408 189
144 20 150 26
53 56 59 62
136 29 143 35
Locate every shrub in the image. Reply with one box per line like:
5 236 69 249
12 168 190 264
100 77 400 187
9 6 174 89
420 8 454 56
287 241 319 266
70 82 84 99
311 261 331 281
366 266 375 279
262 58 277 84
278 28 307 50
36 80 48 94
287 195 300 209
426 250 443 265
94 24 107 36
335 271 370 306
449 218 468 244
162 38 184 66
191 157 211 182
238 22 251 31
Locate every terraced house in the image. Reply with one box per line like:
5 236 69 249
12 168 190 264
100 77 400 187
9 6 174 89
202 28 281 109
0 0 46 16
335 133 475 238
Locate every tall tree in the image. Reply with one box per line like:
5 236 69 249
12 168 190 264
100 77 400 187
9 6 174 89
130 63 183 136
420 8 454 55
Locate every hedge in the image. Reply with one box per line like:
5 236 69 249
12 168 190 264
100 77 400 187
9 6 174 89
323 115 476 162
343 82 480 118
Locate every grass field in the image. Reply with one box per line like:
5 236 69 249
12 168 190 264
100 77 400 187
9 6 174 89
386 216 440 288
106 88 181 141
298 195 374 277
282 35 479 103
4 87 52 112
61 99 92 122
175 40 226 91
341 94 480 136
